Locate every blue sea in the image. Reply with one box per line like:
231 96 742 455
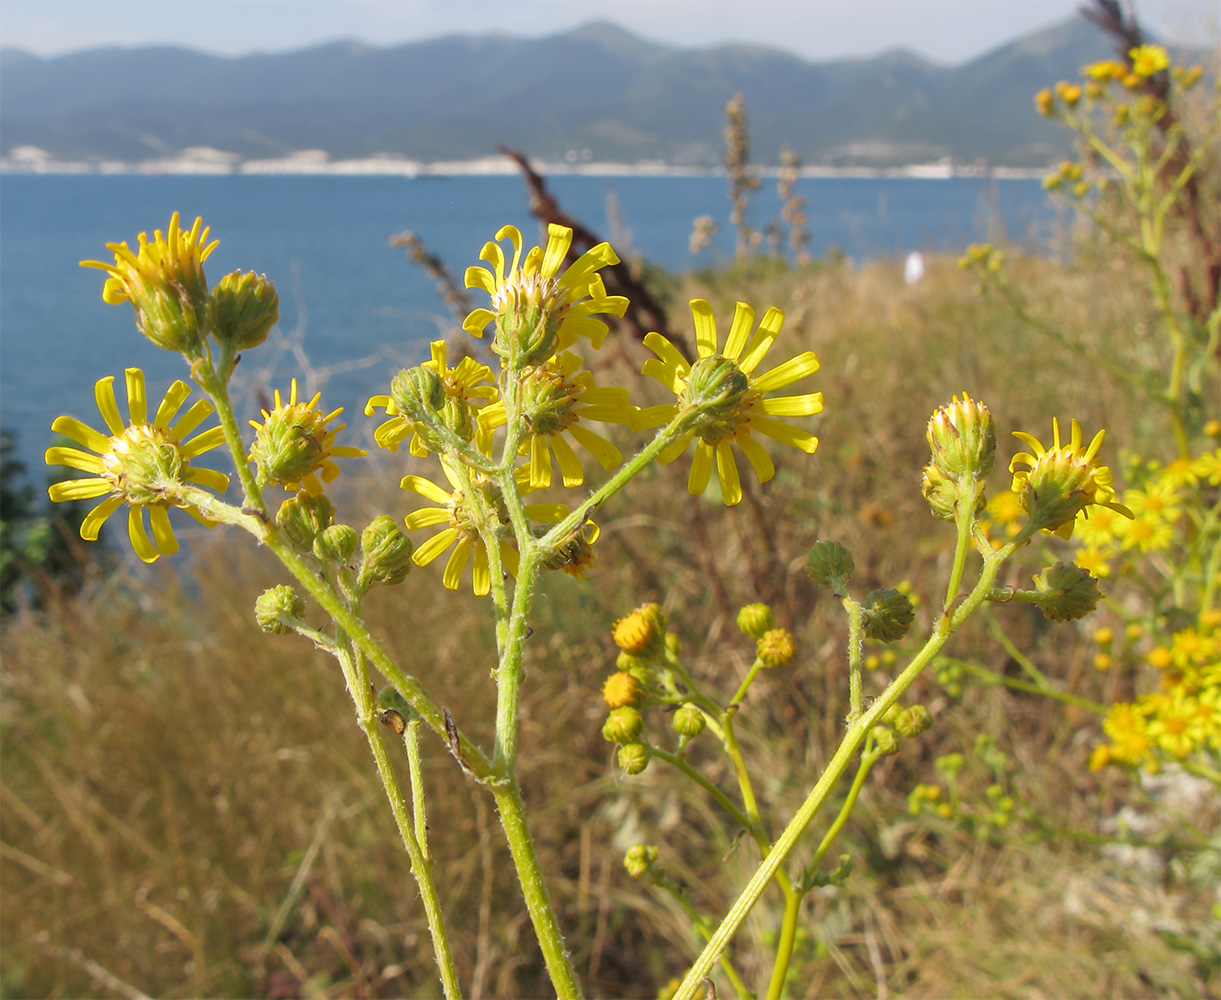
0 173 1056 476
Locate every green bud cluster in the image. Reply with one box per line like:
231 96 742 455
623 844 659 879
357 516 414 589
313 523 359 565
602 706 644 745
736 603 775 639
277 491 335 553
672 703 706 738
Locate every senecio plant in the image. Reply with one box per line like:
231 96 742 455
50 211 1134 998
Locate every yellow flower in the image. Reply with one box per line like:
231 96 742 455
479 351 636 488
366 339 498 457
1146 688 1203 759
80 213 218 355
45 368 229 563
1074 546 1113 578
1102 702 1153 767
1085 60 1125 81
1122 479 1181 522
400 462 566 595
1114 512 1173 552
1158 456 1198 490
248 380 365 494
1009 418 1133 538
634 298 822 506
1191 448 1220 485
463 224 628 363
1129 44 1169 78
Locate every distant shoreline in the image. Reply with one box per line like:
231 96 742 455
0 148 1046 180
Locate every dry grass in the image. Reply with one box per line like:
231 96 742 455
2 250 1216 999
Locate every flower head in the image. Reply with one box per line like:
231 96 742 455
400 462 567 595
1129 44 1169 78
248 379 365 494
81 213 218 356
479 351 635 488
367 339 499 457
1009 418 1133 538
463 224 628 365
45 368 229 563
634 299 822 506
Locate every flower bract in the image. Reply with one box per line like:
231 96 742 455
45 368 229 563
634 298 822 505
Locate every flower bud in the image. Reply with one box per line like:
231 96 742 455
1034 88 1055 116
209 270 278 350
806 540 854 593
1054 81 1082 107
737 603 775 639
757 628 796 668
672 703 706 738
313 523 359 565
491 270 570 365
276 491 335 553
927 393 996 481
602 706 644 745
250 407 327 487
616 651 652 680
623 844 659 879
602 672 642 709
862 588 915 642
612 603 667 658
617 742 650 775
358 515 414 589
920 464 959 520
894 705 933 738
871 726 900 756
1030 562 1101 622
255 584 305 634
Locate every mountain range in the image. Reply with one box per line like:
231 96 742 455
0 17 1136 168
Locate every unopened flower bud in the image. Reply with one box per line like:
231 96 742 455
863 588 915 642
612 603 667 658
602 706 644 745
871 726 900 756
358 515 413 588
623 844 659 879
603 672 642 708
255 584 305 634
1034 88 1055 116
806 540 854 592
672 703 706 737
616 651 652 681
757 628 796 667
1030 562 1101 621
209 270 278 350
737 603 775 639
927 393 995 481
313 523 359 565
921 464 959 520
1054 81 1082 107
276 491 335 553
894 705 933 738
617 742 650 775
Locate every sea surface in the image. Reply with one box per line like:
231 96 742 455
1 173 1057 475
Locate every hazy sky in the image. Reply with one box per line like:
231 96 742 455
1 0 1215 64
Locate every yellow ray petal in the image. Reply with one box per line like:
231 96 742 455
751 415 819 454
690 299 719 358
51 415 110 454
688 439 715 495
149 505 179 556
723 301 756 362
412 527 458 566
737 433 775 484
642 331 691 376
567 424 621 471
738 307 785 374
716 440 743 506
760 392 824 417
551 433 585 487
49 478 112 502
443 537 472 590
44 446 105 474
182 426 226 458
530 434 553 489
658 432 693 466
404 508 452 531
128 506 160 563
172 400 215 440
751 351 821 392
153 380 192 427
472 544 491 596
185 467 229 492
94 376 124 435
125 368 147 425
400 475 453 504
80 496 124 540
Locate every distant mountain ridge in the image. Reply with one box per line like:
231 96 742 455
0 18 1132 168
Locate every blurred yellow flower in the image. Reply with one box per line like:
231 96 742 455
1129 44 1168 78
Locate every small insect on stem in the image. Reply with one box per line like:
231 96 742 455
379 709 407 735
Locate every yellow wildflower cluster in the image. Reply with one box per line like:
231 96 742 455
379 223 823 592
1071 447 1218 578
1090 611 1221 772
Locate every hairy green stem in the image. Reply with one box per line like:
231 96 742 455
335 636 462 999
